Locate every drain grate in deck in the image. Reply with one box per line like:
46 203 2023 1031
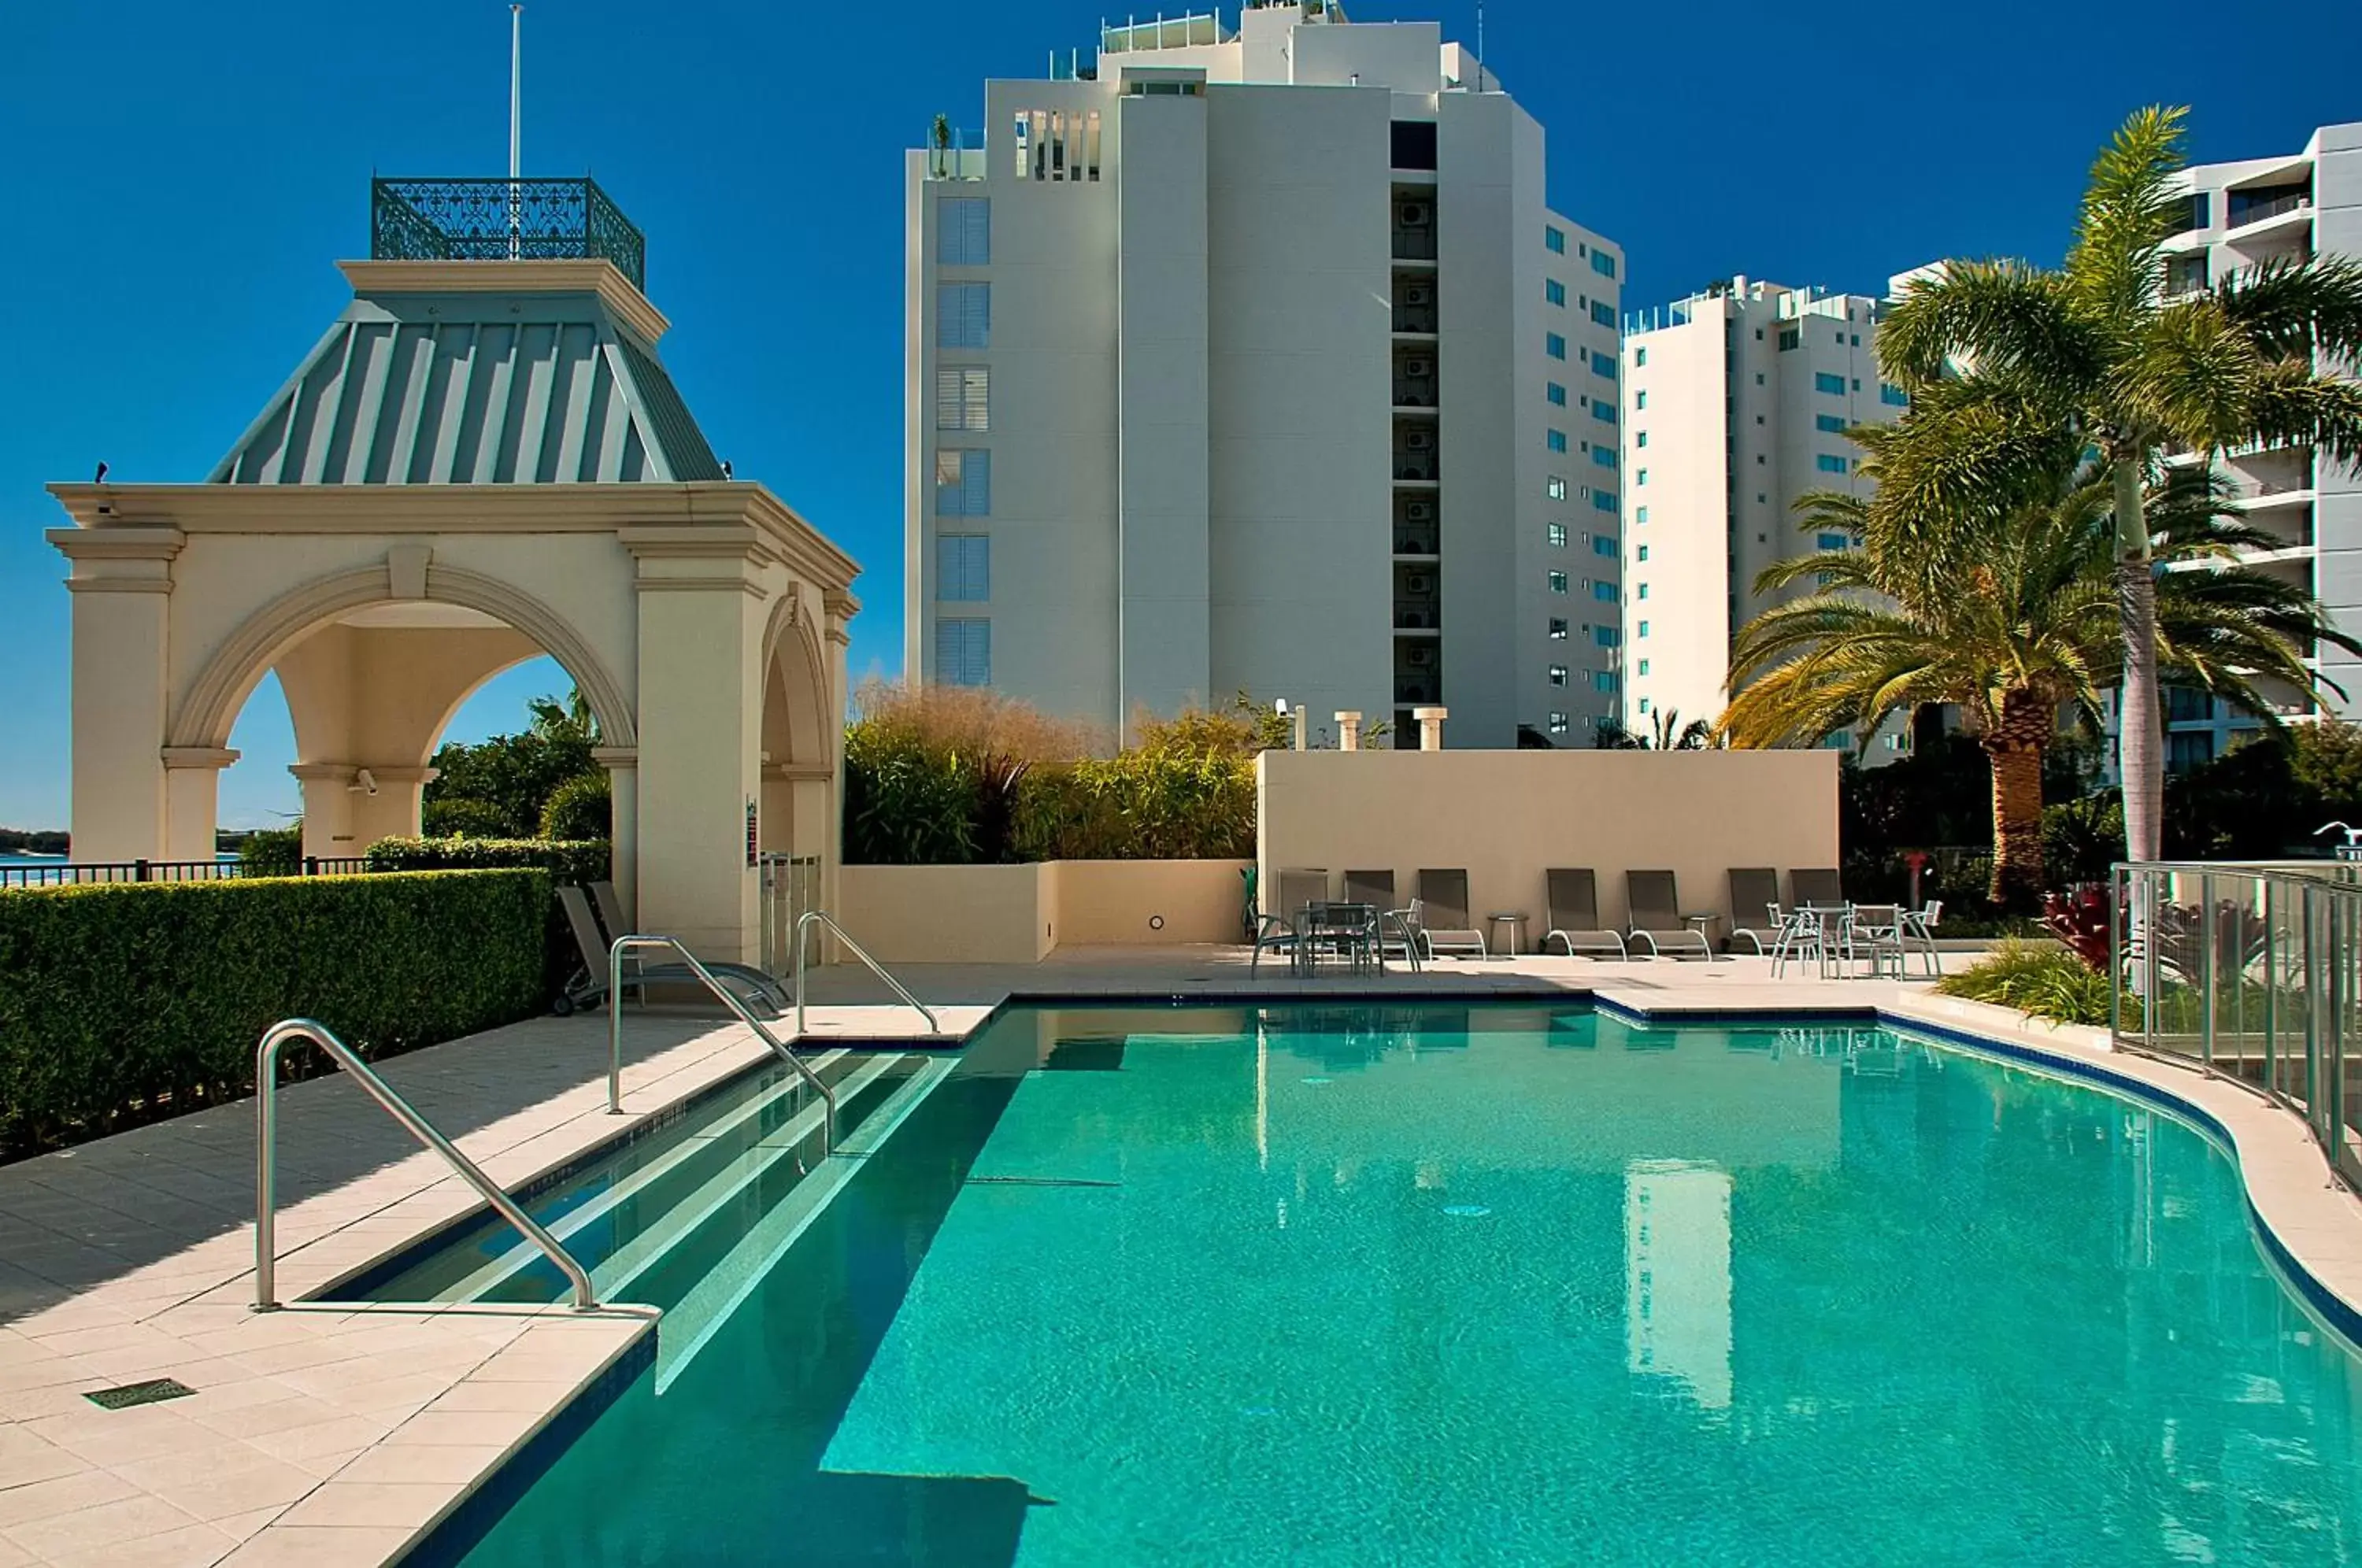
84 1378 196 1411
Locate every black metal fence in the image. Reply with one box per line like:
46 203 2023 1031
0 857 374 890
369 177 646 291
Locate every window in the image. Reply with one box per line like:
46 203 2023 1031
1546 279 1566 307
1635 390 1647 409
1851 333 1860 347
1636 468 1647 486
1594 626 1620 648
1635 505 1648 524
935 283 990 349
1637 620 1649 638
1592 401 1616 424
1594 670 1617 694
1546 521 1568 548
1637 658 1649 675
1814 372 1846 396
1548 664 1568 687
1818 532 1849 550
1592 446 1616 469
1390 120 1438 170
1777 327 1800 351
1545 224 1566 254
1635 431 1649 449
1816 453 1849 474
1546 429 1568 453
1590 349 1616 379
1015 106 1103 181
1546 476 1568 501
1549 618 1569 639
2180 191 2210 232
1548 571 1570 594
933 449 990 516
935 367 990 431
1816 413 1846 433
1635 347 1647 368
1593 489 1617 512
1593 581 1616 603
1546 332 1567 360
1638 698 1653 716
937 534 990 601
1636 545 1649 562
936 618 990 686
1592 300 1615 327
1549 712 1570 735
938 198 990 265
1591 250 1616 279
1880 382 1909 407
1592 534 1616 557
1547 381 1567 406
1636 582 1649 600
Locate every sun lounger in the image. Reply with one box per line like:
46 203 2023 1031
1414 869 1487 959
1542 869 1627 960
557 883 790 1015
1625 869 1712 959
1727 868 1784 954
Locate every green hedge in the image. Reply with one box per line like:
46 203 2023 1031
0 870 551 1159
365 835 609 884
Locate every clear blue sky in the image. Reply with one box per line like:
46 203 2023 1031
1 0 2355 829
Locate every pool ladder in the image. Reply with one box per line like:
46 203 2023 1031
603 935 839 1152
252 1019 598 1312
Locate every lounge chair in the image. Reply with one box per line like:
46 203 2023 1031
1413 869 1487 959
1343 869 1394 909
1790 867 1845 907
1542 869 1627 960
1727 868 1785 955
557 883 790 1016
1251 868 1331 975
1625 869 1712 959
1902 899 1945 978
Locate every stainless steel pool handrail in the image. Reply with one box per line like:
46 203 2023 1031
254 1019 597 1312
794 909 940 1037
606 934 835 1153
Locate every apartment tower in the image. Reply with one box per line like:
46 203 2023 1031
904 2 1623 746
1618 279 1904 751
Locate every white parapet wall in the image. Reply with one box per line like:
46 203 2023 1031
1257 748 1841 935
834 859 1253 963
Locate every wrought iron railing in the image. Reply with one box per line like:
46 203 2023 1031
369 177 646 291
2113 860 2362 1185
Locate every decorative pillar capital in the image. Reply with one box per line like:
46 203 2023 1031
161 745 240 771
592 746 639 771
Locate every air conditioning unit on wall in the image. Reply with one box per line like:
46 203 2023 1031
1400 356 1435 379
1401 281 1435 308
1401 570 1437 595
1404 499 1436 523
1402 428 1436 453
1397 201 1433 228
1402 642 1437 668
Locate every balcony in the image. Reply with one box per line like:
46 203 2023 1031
1392 416 1440 483
370 178 646 290
2227 187 2311 230
1392 346 1439 409
1391 189 1437 261
1394 493 1439 556
1393 274 1439 335
1394 638 1442 704
922 127 990 182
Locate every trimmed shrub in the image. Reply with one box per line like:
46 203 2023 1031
1934 937 2127 1028
0 870 550 1159
239 826 302 877
538 774 612 842
365 835 610 886
422 797 515 838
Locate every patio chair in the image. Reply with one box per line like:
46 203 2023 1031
1901 899 1945 978
1345 870 1421 971
1250 868 1331 976
1625 870 1712 959
1771 905 1844 978
1413 869 1487 959
556 884 790 1016
1726 868 1784 955
1845 903 1907 978
1542 868 1627 960
1789 867 1845 907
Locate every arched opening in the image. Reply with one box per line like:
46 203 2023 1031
758 607 833 864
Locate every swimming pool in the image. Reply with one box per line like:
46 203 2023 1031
411 1002 2362 1566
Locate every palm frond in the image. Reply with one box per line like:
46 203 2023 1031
2242 363 2362 468
1875 261 2101 390
2065 105 2190 324
2116 297 2266 451
2215 253 2362 363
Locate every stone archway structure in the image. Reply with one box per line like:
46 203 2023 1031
47 254 861 960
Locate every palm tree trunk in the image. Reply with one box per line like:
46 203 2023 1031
1983 691 2052 907
2114 459 2163 863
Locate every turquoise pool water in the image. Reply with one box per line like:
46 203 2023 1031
445 1004 2362 1566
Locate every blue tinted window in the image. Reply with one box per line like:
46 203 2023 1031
1592 401 1616 424
1593 534 1616 557
936 618 990 686
1591 446 1616 469
1590 349 1616 379
1594 669 1617 693
1592 581 1616 604
1818 532 1851 550
1816 453 1849 474
1594 625 1620 648
1816 413 1846 433
938 534 990 601
1546 225 1566 253
1546 333 1567 360
1591 250 1616 278
1592 300 1615 327
1814 372 1846 395
1593 490 1618 512
1546 429 1568 453
1881 382 1910 407
1546 382 1567 406
1546 279 1566 307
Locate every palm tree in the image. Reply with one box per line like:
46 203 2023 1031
526 687 599 747
1595 708 1713 751
1717 465 2353 904
1875 105 2362 864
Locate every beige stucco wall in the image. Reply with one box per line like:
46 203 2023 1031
835 859 1249 962
1257 748 1839 934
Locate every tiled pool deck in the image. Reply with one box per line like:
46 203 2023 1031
4 947 2360 1566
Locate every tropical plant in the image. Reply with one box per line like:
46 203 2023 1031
1937 937 2127 1028
421 797 513 838
538 772 612 842
422 687 601 835
1718 462 2352 905
1594 708 1712 751
1875 104 2362 864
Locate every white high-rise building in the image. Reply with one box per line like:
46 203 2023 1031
2153 122 2362 770
1617 279 1905 753
904 3 1624 747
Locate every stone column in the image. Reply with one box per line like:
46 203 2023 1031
48 526 184 862
1334 711 1362 753
350 764 438 849
594 746 638 928
161 747 239 864
1413 705 1449 752
288 764 360 860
